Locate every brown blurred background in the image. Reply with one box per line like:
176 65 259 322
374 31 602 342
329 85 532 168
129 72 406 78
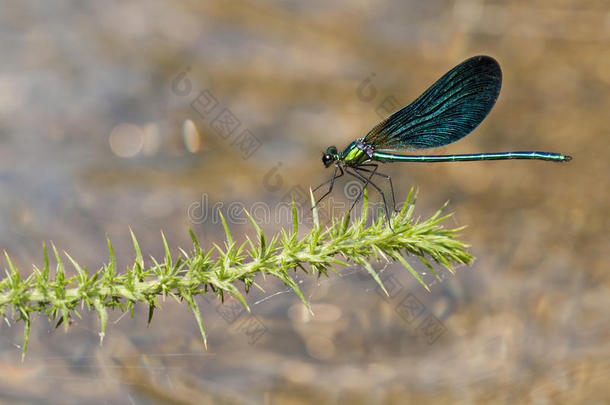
0 0 608 403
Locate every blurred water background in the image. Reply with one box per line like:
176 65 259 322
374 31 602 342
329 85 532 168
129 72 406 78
0 0 608 403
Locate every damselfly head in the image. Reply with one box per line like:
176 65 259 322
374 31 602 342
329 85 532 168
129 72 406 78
322 146 338 167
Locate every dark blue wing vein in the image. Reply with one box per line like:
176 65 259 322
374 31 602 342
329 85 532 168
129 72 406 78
363 55 502 150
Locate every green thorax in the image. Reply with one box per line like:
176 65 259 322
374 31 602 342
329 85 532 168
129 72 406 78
340 140 371 166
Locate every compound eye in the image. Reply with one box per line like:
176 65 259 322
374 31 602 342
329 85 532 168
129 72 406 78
322 153 333 167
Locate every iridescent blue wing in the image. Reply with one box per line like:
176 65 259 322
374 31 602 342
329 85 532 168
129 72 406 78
364 55 502 151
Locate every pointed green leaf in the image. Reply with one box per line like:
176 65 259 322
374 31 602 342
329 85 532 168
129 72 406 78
161 231 172 269
183 293 207 350
51 243 65 284
65 252 88 281
309 189 319 228
92 298 107 345
359 259 388 296
218 211 233 246
19 307 30 362
393 253 430 292
187 226 200 248
130 228 144 270
292 200 298 236
42 242 49 280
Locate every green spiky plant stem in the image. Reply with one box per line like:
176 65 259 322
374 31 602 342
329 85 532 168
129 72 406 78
0 189 473 360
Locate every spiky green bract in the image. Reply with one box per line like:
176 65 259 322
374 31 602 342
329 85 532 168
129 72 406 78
0 189 472 358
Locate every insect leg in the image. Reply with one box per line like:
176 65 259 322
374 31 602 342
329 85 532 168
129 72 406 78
345 167 393 229
354 164 397 212
313 165 344 208
343 169 368 214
